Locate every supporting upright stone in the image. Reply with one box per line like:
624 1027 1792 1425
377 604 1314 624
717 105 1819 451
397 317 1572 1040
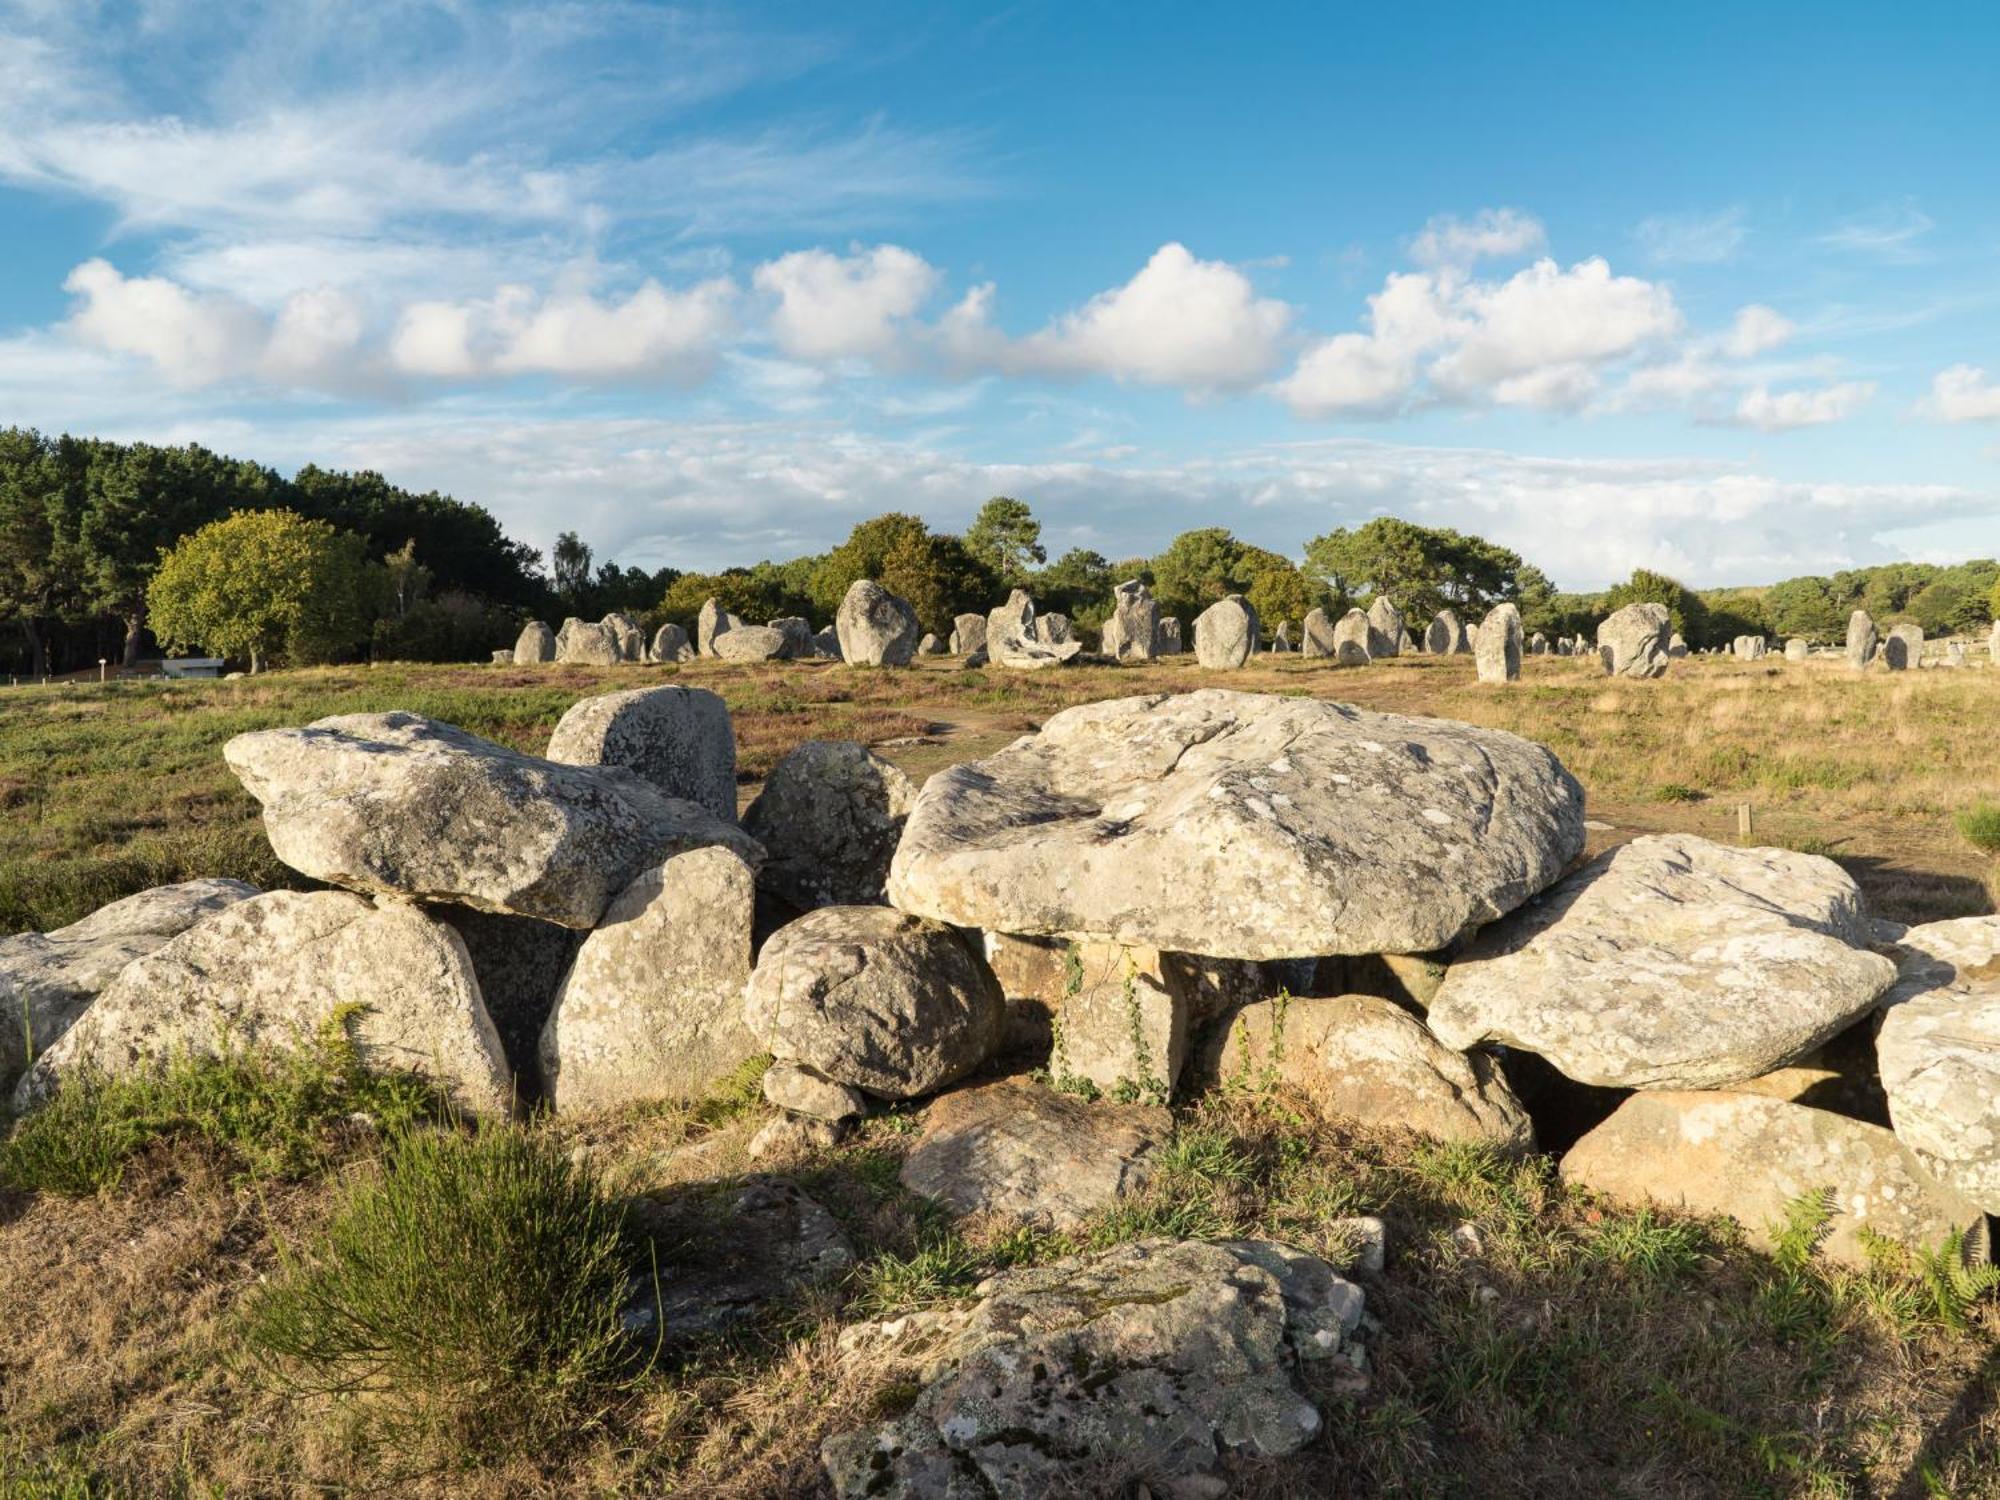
1424 610 1466 656
1330 608 1370 665
513 620 555 664
1301 607 1336 659
1365 597 1404 658
1597 603 1672 679
1475 603 1522 683
1884 622 1922 671
1099 581 1160 662
1193 594 1259 669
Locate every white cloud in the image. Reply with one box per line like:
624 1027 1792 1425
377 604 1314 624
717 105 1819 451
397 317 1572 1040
1724 304 1794 358
1733 381 1876 430
1279 255 1682 416
1817 202 1935 262
1927 364 2000 423
753 244 940 362
61 258 267 385
492 280 737 380
944 243 1294 392
1409 209 1546 268
1633 207 1748 265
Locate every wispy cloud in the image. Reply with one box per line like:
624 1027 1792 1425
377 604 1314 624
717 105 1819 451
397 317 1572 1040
1816 200 1935 262
1633 206 1748 265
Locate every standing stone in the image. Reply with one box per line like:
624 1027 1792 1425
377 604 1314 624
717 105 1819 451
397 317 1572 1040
513 620 555 664
649 623 692 663
901 1078 1168 1229
1845 610 1879 669
1330 607 1371 664
1206 993 1534 1151
537 847 757 1112
545 685 737 822
1301 606 1336 659
602 612 646 662
1733 635 1768 661
435 907 583 1084
1424 609 1466 656
811 626 842 660
554 617 620 666
949 612 988 657
1099 580 1160 662
1785 637 1811 662
15 891 512 1117
1036 612 1074 646
915 632 942 656
696 598 741 658
1561 1092 1985 1269
1667 633 1688 658
1875 917 2000 1211
0 879 260 1091
1365 597 1404 658
742 740 918 909
835 579 921 667
1427 834 1896 1090
1475 602 1522 683
744 907 1004 1100
987 588 1082 669
712 625 790 662
1989 619 2000 662
1597 602 1672 679
1945 640 1967 667
1528 631 1548 656
1884 622 1922 671
1046 942 1188 1100
888 689 1586 961
1156 617 1183 654
1194 594 1260 669
229 712 758 929
1269 622 1295 653
769 617 813 658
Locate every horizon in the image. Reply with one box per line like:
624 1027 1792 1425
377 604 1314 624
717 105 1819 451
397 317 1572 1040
5 1 2000 591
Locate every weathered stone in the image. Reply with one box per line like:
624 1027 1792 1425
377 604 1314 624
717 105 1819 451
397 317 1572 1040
1475 603 1522 683
769 617 812 658
697 598 744 658
889 689 1585 960
603 611 646 662
1301 606 1336 659
1528 631 1548 656
1597 602 1672 679
836 579 921 667
1561 1091 1986 1269
917 632 945 656
545 685 738 822
1990 619 2000 662
1428 834 1895 1090
763 1058 867 1122
1421 610 1461 655
15 891 511 1115
743 906 1004 1099
741 740 917 909
1046 942 1187 1100
648 622 693 663
626 1179 852 1353
1365 597 1404 658
712 624 789 662
537 847 758 1112
1331 607 1371 665
1269 622 1295 653
1037 612 1073 645
748 1114 846 1160
1667 633 1688 658
900 1077 1169 1228
490 648 513 664
1207 993 1534 1151
1846 610 1877 669
0 879 259 1090
1885 622 1923 671
811 626 842 660
1945 640 1967 667
513 620 555 664
986 588 1080 670
554 617 620 665
1194 593 1260 669
1100 580 1160 662
822 1238 1363 1500
1732 634 1769 661
1157 617 1183 654
230 711 757 928
1785 637 1811 662
949 612 987 657
1876 917 2000 1211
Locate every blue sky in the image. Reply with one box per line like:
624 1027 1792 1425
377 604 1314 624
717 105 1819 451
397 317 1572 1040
3 0 1998 588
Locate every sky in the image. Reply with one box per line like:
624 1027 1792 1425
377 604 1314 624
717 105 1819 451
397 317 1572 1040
3 0 1999 590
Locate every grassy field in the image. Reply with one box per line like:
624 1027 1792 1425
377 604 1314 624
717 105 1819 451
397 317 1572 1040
3 650 2000 1497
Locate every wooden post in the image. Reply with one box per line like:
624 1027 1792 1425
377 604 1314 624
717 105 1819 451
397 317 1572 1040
1737 803 1753 841
98 658 108 684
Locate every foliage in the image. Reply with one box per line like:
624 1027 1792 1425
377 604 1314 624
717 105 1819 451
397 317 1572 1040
1908 561 1999 637
550 531 593 610
147 509 378 670
881 529 994 634
1956 800 2000 854
1763 574 1848 643
962 496 1045 586
243 1122 635 1453
289 464 545 607
1243 560 1327 633
1603 567 1708 643
1302 517 1524 623
372 589 523 663
0 1010 440 1195
1031 547 1116 626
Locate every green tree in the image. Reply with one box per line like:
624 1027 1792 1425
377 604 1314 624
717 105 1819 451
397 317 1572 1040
963 496 1045 586
1907 561 1999 636
1150 527 1248 620
1244 562 1326 634
550 532 593 612
290 465 543 607
1302 517 1524 623
1032 548 1115 625
1603 568 1708 644
1763 575 1847 643
148 510 377 672
808 513 932 620
881 531 993 634
0 429 87 677
1512 564 1560 637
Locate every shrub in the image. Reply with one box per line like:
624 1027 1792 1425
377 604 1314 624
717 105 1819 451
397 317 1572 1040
0 1010 439 1195
243 1123 634 1453
1956 800 2000 854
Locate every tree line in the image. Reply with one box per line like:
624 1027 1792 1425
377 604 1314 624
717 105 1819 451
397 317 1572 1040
3 426 1994 676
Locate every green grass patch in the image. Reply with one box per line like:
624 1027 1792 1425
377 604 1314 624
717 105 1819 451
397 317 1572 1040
243 1122 635 1457
1652 782 1705 803
0 1009 440 1195
1956 799 2000 854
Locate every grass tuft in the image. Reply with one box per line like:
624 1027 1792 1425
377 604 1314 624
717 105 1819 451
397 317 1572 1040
0 1008 439 1195
243 1122 635 1458
1956 799 2000 854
